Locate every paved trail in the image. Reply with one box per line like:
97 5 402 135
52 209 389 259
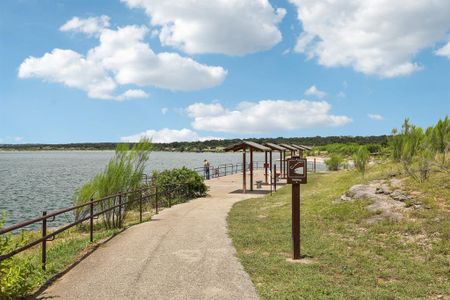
37 171 272 300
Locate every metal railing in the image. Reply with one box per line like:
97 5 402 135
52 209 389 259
193 159 321 180
193 161 265 180
0 182 193 270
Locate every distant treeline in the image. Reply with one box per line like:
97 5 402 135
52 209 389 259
0 135 389 152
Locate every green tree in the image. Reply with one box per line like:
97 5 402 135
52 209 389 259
353 146 370 177
430 116 449 165
74 138 152 228
325 154 343 171
399 125 434 182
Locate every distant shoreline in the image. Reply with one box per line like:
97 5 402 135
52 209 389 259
0 148 221 153
0 135 389 153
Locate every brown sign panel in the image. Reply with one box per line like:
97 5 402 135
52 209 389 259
287 157 307 184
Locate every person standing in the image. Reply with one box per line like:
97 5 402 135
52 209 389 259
203 159 210 179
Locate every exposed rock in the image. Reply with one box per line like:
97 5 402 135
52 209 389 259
340 194 353 202
375 187 384 194
336 178 420 223
390 190 411 202
375 186 392 195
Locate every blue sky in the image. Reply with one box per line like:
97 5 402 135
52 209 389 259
1 0 449 144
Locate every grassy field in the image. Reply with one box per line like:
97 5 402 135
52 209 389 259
228 162 450 299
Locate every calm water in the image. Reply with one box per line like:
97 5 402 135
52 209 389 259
0 151 325 228
0 151 265 227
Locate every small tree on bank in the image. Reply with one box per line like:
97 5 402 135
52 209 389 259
74 138 152 228
325 154 344 171
353 146 370 177
390 116 449 182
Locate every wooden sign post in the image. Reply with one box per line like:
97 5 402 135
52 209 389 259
287 157 307 260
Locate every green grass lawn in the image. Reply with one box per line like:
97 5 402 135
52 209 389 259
228 163 450 299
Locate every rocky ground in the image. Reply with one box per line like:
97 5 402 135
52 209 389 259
338 177 429 223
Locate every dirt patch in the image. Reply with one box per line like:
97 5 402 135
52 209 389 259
285 257 318 264
337 178 428 223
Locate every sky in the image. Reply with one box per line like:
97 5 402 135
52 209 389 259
0 0 449 144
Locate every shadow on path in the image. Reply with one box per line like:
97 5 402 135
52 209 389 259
229 189 272 195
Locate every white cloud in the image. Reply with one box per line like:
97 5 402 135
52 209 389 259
122 0 286 55
436 41 450 58
186 99 351 133
19 18 227 99
13 136 24 142
304 85 326 98
60 15 110 36
161 107 168 115
186 102 225 118
337 91 346 98
120 128 222 143
290 0 450 77
368 113 384 121
18 48 117 99
117 89 149 101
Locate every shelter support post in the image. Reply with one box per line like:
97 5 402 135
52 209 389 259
250 148 254 191
243 147 246 193
270 151 273 191
264 151 268 184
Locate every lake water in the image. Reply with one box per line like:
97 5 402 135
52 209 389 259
0 151 325 228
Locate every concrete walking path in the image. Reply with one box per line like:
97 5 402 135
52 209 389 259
37 171 275 300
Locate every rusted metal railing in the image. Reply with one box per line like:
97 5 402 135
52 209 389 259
194 161 265 180
0 182 192 270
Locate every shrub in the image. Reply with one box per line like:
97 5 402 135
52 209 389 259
390 116 449 182
0 215 43 299
152 167 207 206
74 139 152 228
325 154 344 171
353 146 370 177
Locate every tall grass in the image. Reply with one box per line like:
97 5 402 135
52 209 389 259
325 154 344 171
353 146 370 177
390 116 449 182
74 139 152 228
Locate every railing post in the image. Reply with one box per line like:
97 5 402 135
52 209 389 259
274 164 277 192
90 197 94 242
155 186 159 214
314 158 317 173
118 192 122 228
225 165 227 176
42 211 47 271
139 191 143 223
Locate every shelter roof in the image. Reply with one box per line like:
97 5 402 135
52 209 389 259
279 144 298 151
264 143 287 151
224 141 271 152
291 144 307 151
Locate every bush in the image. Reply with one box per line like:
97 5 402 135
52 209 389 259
325 154 344 171
152 167 207 206
74 139 152 228
0 215 43 299
390 116 449 182
353 146 370 177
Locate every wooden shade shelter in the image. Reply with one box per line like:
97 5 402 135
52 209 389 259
264 143 287 181
280 143 298 156
301 145 312 151
225 141 271 193
279 144 298 177
291 144 307 157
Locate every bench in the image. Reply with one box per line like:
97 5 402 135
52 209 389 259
256 180 263 189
